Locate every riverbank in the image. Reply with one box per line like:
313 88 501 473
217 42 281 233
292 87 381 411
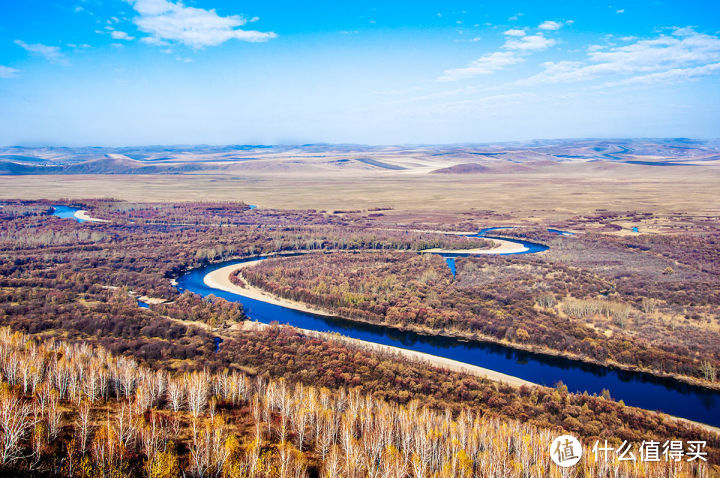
381 228 528 253
204 261 332 317
205 261 536 387
190 255 720 432
74 210 108 222
204 263 720 434
235 319 536 388
421 238 529 254
205 255 720 395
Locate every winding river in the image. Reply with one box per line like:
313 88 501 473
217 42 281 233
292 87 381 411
177 250 720 428
437 228 549 276
51 205 87 222
50 206 719 426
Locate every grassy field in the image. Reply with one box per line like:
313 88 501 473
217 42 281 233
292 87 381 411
2 162 719 219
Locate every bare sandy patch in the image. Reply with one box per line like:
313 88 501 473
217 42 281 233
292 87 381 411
74 210 109 222
422 238 529 254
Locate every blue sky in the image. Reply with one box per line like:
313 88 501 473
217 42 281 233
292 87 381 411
1 0 719 145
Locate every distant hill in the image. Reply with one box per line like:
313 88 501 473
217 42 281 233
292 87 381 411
0 161 56 175
1 139 718 176
64 157 145 174
431 163 489 174
0 156 207 175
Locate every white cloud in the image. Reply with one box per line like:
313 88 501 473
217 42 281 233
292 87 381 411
14 40 69 65
141 36 169 46
441 32 555 81
440 51 524 80
601 62 720 88
519 27 720 86
503 28 526 37
111 30 135 40
124 0 276 48
616 9 625 14
504 34 556 51
539 20 573 31
538 21 563 31
0 66 19 78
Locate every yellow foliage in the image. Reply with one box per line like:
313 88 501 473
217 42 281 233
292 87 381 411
147 443 181 478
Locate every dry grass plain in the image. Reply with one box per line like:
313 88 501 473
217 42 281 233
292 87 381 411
2 161 719 221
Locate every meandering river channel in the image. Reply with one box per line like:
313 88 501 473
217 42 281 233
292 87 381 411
51 206 720 426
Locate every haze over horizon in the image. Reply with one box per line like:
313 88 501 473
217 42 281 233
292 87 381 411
3 137 720 150
2 0 720 146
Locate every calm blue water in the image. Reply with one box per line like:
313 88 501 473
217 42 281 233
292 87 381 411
632 226 639 233
444 257 456 277
51 205 86 223
137 300 150 309
548 228 574 236
177 254 720 426
249 205 258 210
213 337 224 352
477 226 515 235
436 228 548 275
442 227 551 256
481 235 549 254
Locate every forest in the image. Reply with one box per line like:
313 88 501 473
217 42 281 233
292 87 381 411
0 326 713 477
0 199 718 475
239 244 720 386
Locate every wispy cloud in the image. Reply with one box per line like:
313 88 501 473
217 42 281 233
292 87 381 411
0 66 20 78
538 21 563 31
538 20 572 31
440 29 556 81
518 27 720 86
504 34 555 51
111 31 135 40
503 28 526 37
440 52 524 80
14 40 70 65
600 62 720 88
124 0 276 48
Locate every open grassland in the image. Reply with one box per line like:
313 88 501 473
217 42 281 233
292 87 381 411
0 162 719 220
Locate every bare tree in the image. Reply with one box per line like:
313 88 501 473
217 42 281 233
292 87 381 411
0 390 32 465
167 380 184 413
46 392 61 441
186 372 209 419
76 400 92 455
701 360 717 382
114 402 137 449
